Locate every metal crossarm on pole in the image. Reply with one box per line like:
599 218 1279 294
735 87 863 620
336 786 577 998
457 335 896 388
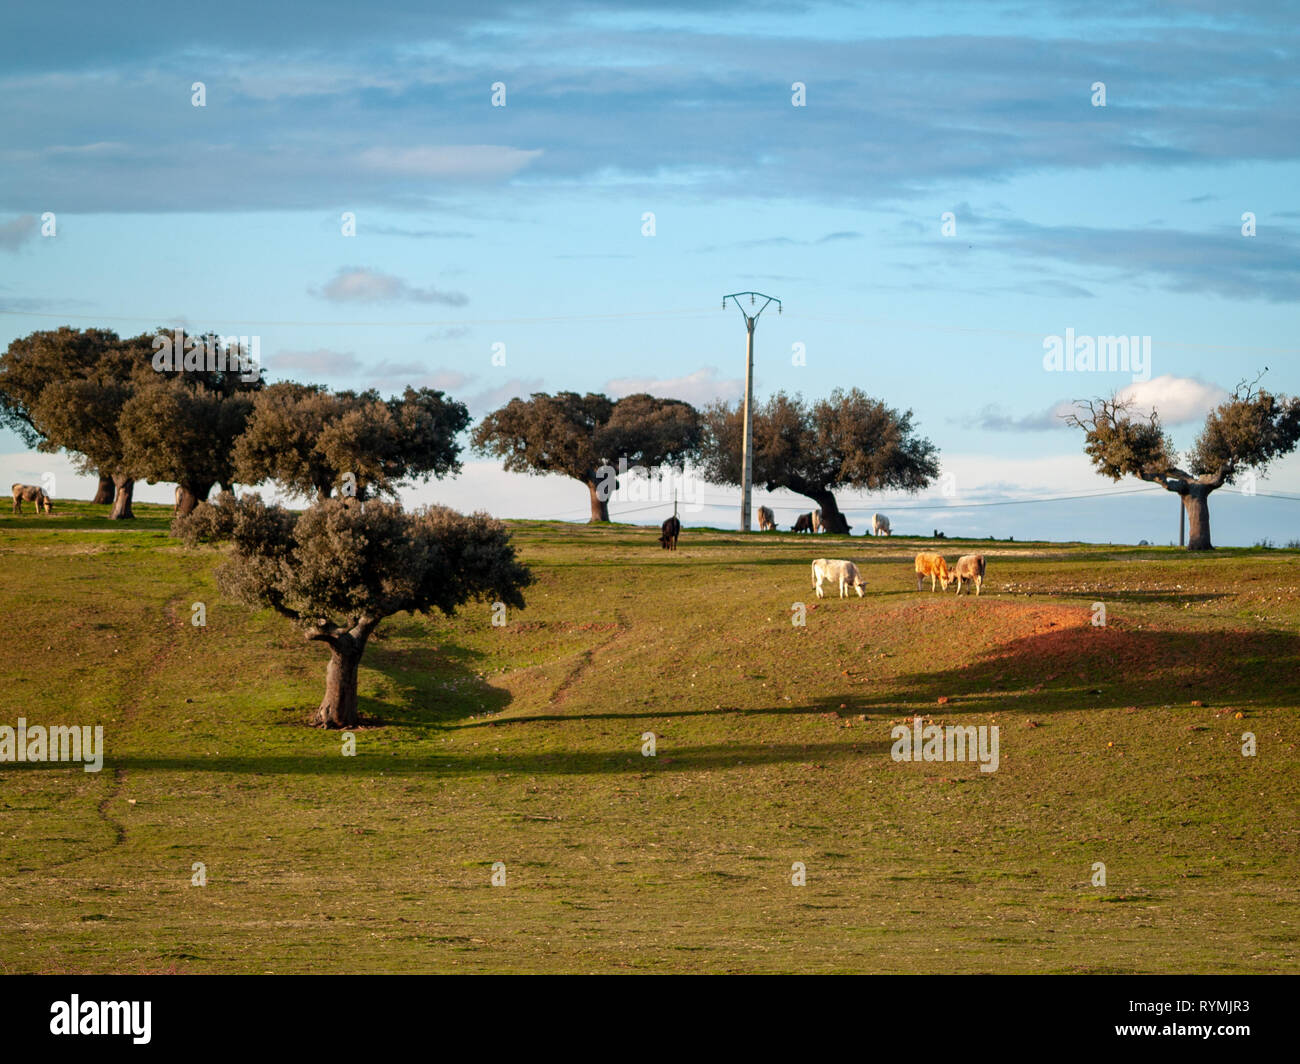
722 291 782 532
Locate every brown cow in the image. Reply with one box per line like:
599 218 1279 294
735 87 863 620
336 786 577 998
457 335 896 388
914 552 951 592
11 484 53 514
952 554 986 596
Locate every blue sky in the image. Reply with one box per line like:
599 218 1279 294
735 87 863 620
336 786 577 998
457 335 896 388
2 0 1298 543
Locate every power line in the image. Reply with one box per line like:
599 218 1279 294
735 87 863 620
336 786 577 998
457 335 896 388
553 486 1148 520
614 484 1300 514
782 311 1300 355
684 485 1161 508
3 303 1297 355
0 307 719 329
530 500 671 521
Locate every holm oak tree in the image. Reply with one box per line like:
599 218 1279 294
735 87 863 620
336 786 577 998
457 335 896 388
1065 378 1300 550
471 391 702 522
700 389 939 533
233 382 469 501
119 336 263 516
175 493 533 728
0 327 140 514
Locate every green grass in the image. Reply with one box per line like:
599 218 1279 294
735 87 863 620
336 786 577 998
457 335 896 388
1 500 1298 972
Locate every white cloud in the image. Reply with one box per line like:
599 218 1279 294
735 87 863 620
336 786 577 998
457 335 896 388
273 348 362 375
465 376 547 417
1115 374 1228 424
965 375 1229 433
314 267 468 306
605 367 743 406
358 145 543 179
267 351 473 393
0 213 37 251
398 369 475 393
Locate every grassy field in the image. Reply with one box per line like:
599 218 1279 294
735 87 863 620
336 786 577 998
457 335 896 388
1 499 1298 973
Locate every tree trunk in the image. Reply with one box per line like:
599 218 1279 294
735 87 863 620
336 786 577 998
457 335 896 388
174 482 214 517
809 490 852 535
1183 486 1214 550
586 479 610 523
310 623 375 728
92 473 114 505
108 475 135 520
316 644 363 728
1146 470 1224 551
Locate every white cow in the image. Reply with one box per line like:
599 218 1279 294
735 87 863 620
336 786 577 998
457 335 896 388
871 512 891 536
812 558 866 598
757 505 778 531
952 554 986 596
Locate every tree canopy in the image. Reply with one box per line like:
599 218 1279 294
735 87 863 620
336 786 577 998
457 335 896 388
471 391 702 521
120 334 263 514
699 388 939 533
233 383 469 501
0 326 121 449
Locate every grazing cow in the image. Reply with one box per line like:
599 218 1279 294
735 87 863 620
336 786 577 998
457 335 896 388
660 515 681 551
871 513 891 537
811 508 824 533
812 558 866 598
11 484 53 514
914 552 951 592
793 512 814 533
757 505 778 531
952 554 986 596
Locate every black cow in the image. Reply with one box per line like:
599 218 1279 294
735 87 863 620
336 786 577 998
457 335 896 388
792 512 814 533
660 515 681 550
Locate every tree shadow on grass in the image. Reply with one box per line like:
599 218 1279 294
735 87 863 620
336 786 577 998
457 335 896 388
351 640 511 729
848 624 1300 717
458 624 1300 729
1002 589 1229 606
1 739 894 778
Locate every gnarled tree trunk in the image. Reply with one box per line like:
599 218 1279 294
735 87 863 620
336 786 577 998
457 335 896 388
92 473 114 505
808 489 852 535
1149 470 1222 551
782 475 853 535
586 477 610 523
308 619 377 728
175 481 214 518
1181 484 1214 550
109 474 135 520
